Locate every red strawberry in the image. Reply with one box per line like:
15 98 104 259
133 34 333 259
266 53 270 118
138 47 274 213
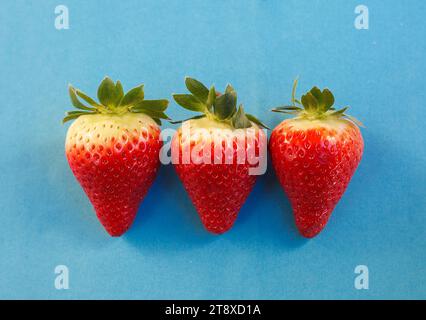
269 80 364 238
64 77 169 236
171 77 268 234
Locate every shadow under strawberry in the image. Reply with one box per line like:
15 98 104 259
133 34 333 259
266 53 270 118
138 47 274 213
124 164 219 252
125 157 310 252
258 156 310 248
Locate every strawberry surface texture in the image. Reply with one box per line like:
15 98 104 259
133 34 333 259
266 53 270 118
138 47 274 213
172 77 269 234
172 119 266 234
64 77 169 236
66 114 162 236
270 80 364 238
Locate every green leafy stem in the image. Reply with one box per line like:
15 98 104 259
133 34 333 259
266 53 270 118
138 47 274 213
271 78 364 127
64 77 170 125
172 77 269 130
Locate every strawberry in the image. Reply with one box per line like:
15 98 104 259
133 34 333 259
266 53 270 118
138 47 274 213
64 77 169 236
269 80 364 238
171 77 268 234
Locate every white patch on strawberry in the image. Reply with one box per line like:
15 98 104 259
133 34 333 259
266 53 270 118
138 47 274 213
66 113 158 151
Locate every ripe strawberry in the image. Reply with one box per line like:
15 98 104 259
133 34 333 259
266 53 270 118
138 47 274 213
64 77 169 236
270 80 364 238
171 77 268 234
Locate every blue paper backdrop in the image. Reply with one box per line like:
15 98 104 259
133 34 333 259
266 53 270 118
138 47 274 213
0 0 425 299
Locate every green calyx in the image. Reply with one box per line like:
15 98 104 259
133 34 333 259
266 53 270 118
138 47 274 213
272 79 364 127
63 76 170 125
172 77 269 129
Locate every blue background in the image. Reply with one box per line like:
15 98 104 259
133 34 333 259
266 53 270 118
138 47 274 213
0 0 425 299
